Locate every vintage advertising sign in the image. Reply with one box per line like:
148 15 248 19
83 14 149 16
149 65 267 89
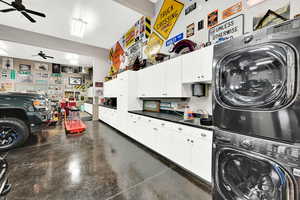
208 10 218 28
223 2 243 19
144 32 164 60
185 2 197 15
153 0 184 40
110 42 125 72
209 14 244 44
166 33 184 46
253 4 289 30
186 23 195 38
125 26 136 48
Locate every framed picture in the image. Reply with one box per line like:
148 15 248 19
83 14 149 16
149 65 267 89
69 77 82 85
61 66 73 73
208 10 218 28
186 23 195 38
19 64 31 73
52 63 61 74
35 63 49 71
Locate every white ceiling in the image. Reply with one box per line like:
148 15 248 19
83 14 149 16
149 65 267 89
0 0 142 49
0 40 94 66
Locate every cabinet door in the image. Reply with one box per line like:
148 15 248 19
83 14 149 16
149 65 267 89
137 69 149 97
168 125 191 169
182 50 200 83
157 121 172 158
164 57 183 97
148 65 164 97
182 46 213 83
199 46 213 82
190 129 213 183
138 66 164 97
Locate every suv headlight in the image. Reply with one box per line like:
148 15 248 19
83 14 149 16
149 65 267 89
33 99 47 110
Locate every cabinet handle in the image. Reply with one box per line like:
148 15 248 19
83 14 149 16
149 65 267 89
201 75 205 78
161 123 165 126
153 128 158 131
178 128 183 131
201 133 207 137
191 140 194 143
197 76 201 78
148 120 151 122
133 121 137 123
187 139 190 142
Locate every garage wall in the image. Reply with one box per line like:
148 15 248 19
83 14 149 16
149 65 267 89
154 0 298 54
0 24 110 97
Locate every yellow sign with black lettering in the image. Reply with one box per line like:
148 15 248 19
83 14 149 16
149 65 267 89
153 0 184 40
144 32 164 61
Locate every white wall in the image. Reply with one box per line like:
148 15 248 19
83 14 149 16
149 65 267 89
154 0 298 54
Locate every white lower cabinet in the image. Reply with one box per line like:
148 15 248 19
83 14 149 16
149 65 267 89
101 111 213 183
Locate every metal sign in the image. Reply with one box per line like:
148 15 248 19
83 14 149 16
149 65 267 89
153 0 184 40
166 33 184 46
209 14 244 44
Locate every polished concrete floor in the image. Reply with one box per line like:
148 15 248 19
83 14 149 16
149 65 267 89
6 118 212 200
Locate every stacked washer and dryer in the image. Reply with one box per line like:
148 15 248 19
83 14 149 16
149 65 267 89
212 19 300 200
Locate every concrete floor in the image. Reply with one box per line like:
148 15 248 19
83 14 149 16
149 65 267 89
6 119 212 200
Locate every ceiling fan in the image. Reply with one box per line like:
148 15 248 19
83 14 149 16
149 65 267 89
0 0 46 23
33 51 54 59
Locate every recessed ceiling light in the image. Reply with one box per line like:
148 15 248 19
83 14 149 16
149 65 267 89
71 18 88 38
66 53 79 60
70 59 79 65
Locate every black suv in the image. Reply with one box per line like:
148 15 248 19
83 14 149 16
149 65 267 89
0 92 51 150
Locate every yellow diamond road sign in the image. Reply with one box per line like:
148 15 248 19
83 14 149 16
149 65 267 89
153 0 184 40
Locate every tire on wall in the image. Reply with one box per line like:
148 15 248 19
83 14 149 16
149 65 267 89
0 118 29 150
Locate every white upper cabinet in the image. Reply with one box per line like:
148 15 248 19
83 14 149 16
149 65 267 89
138 57 190 98
104 78 119 98
138 65 164 97
163 56 185 97
182 46 214 83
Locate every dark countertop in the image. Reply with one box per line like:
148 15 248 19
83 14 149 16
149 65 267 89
128 110 215 131
99 104 117 110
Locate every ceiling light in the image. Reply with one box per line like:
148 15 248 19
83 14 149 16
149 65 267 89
0 49 8 56
70 59 79 65
71 18 87 38
66 53 79 60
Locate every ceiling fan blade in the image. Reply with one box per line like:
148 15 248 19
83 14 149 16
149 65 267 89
21 11 36 23
45 56 54 59
0 8 16 12
25 9 46 17
41 55 47 59
0 0 11 6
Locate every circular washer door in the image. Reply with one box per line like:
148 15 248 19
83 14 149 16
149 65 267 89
215 149 296 200
215 43 297 110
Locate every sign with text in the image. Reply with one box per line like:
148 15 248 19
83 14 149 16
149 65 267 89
144 32 164 61
223 2 243 19
153 0 184 40
166 33 184 46
209 14 244 44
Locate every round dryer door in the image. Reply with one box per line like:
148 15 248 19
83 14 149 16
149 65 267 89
215 149 296 200
215 43 297 110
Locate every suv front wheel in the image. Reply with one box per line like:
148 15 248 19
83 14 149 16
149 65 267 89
0 118 29 150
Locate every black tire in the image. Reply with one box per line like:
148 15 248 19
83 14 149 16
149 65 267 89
0 118 29 150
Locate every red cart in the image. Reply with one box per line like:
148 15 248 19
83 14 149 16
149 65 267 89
64 107 86 135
